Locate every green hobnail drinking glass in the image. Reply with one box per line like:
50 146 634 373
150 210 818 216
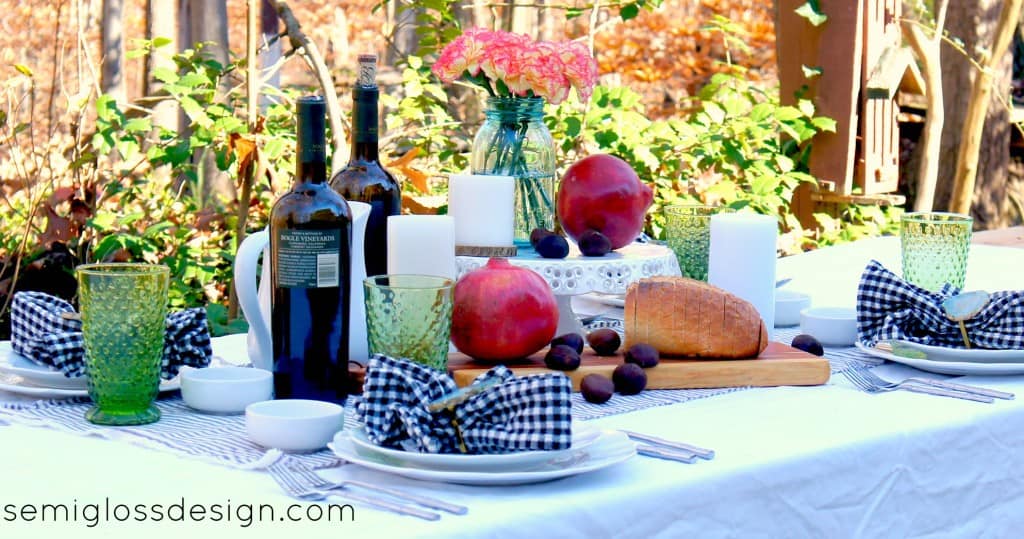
77 263 169 425
664 204 726 281
364 275 454 371
900 212 973 292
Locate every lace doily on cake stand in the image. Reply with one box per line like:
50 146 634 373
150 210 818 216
456 242 682 335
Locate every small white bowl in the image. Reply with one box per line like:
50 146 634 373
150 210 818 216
775 290 811 327
180 367 273 415
800 307 858 347
246 399 345 452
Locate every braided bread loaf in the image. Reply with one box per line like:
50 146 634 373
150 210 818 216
624 276 768 358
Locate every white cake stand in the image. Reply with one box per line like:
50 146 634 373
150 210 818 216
456 242 682 336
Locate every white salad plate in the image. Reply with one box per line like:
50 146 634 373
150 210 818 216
347 422 601 473
0 341 181 397
855 341 1024 376
329 429 637 486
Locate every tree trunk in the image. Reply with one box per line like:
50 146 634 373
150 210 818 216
385 2 421 65
261 0 281 110
187 0 236 205
511 0 541 38
145 0 180 135
936 0 1014 229
903 0 948 212
101 0 126 101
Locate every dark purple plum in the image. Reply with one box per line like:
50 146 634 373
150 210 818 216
544 345 581 371
551 333 585 354
612 363 647 395
536 234 569 259
587 328 621 356
624 343 660 368
530 228 556 248
580 374 614 404
578 229 612 257
791 334 824 356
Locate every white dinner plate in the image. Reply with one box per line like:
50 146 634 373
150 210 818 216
348 422 602 472
855 342 1024 376
0 342 88 390
886 340 1024 364
0 372 181 398
329 429 636 486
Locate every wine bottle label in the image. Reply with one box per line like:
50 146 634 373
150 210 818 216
274 230 341 288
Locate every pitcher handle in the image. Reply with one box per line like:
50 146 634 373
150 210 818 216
235 229 272 371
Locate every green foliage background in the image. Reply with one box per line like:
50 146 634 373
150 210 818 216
0 2 900 336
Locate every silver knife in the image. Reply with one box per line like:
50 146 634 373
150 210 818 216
904 384 994 403
906 377 1014 400
621 430 715 460
636 445 698 464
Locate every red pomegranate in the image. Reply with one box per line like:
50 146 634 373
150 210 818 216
557 154 654 250
451 258 558 361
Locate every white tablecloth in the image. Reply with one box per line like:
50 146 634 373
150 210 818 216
2 237 1023 538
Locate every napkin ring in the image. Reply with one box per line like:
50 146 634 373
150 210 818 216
448 416 469 454
426 379 502 455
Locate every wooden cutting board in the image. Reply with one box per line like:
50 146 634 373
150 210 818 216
447 342 830 390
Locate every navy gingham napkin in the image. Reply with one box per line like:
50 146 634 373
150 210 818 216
857 260 1024 349
10 291 212 379
357 354 573 454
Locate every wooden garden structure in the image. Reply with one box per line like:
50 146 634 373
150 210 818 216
776 0 919 227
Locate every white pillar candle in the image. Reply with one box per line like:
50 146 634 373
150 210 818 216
386 215 457 280
447 174 515 247
708 212 777 331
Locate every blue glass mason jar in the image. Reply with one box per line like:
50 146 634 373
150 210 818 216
470 96 556 247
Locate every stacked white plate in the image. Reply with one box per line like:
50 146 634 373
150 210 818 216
329 423 637 486
0 341 180 398
856 340 1024 375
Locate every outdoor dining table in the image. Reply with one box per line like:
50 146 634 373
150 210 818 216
1 232 1023 538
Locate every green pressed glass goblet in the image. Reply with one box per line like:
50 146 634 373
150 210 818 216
364 275 454 371
77 263 169 425
900 212 973 292
664 205 727 281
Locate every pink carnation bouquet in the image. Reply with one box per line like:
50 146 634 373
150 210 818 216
432 28 597 105
433 28 598 242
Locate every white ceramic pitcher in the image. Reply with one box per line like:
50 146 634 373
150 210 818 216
234 201 371 371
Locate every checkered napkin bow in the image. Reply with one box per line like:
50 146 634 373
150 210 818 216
357 354 573 454
857 260 1024 349
10 291 212 379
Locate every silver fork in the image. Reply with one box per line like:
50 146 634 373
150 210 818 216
291 461 468 515
847 361 1013 400
843 367 993 403
267 460 441 521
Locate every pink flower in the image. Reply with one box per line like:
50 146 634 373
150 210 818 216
522 42 571 104
433 28 597 104
558 40 598 102
432 27 494 82
479 31 533 93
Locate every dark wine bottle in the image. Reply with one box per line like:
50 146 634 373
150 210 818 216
329 54 401 277
269 95 352 404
